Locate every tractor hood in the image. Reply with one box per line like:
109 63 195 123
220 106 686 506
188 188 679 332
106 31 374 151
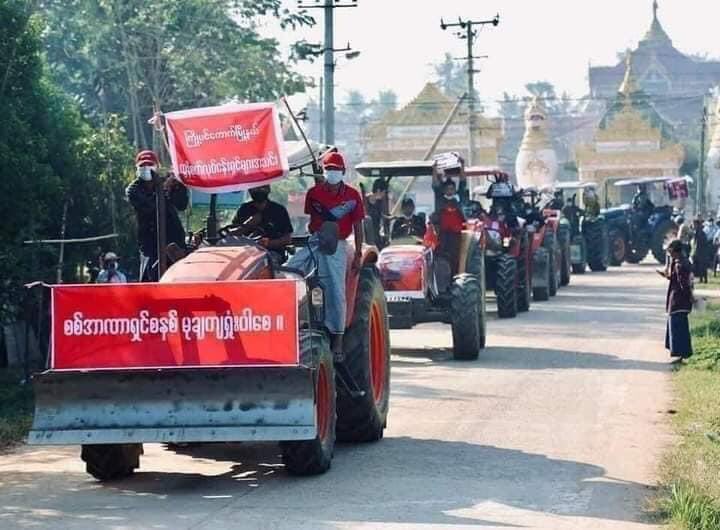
161 244 271 283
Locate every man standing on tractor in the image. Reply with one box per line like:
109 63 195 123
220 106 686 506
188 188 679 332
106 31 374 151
432 164 467 274
632 183 655 215
231 185 293 264
583 186 601 218
126 150 189 282
365 178 388 249
288 151 365 357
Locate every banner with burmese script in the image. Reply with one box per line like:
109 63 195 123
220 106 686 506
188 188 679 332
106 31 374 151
51 281 299 370
165 103 288 193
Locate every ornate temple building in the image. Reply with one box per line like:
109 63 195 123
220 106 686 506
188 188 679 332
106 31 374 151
588 1 720 137
363 83 503 165
576 56 685 205
515 96 558 189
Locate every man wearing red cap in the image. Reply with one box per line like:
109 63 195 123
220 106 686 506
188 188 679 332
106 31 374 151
126 150 188 281
288 150 365 355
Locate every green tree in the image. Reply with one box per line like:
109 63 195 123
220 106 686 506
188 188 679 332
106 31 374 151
0 0 133 320
434 52 466 98
39 0 316 149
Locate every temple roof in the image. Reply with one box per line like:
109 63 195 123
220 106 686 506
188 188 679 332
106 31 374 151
640 1 672 47
379 83 454 126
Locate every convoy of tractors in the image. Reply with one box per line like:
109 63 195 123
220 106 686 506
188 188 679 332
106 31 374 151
26 116 688 481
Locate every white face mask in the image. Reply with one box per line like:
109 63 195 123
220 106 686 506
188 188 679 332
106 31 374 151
325 169 343 185
137 166 156 181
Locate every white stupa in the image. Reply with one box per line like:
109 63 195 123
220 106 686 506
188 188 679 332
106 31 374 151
515 96 558 190
706 97 720 213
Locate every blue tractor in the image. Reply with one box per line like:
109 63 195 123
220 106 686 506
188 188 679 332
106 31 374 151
602 176 686 265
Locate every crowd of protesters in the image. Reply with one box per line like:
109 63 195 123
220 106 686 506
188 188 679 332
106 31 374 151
674 214 720 284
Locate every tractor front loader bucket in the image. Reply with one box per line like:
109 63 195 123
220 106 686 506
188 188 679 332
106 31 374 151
28 368 316 445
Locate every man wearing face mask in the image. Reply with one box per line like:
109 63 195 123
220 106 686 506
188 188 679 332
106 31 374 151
231 185 293 263
287 151 365 356
96 252 127 283
126 150 189 282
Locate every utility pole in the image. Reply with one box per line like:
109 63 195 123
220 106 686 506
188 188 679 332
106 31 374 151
319 76 324 144
698 103 708 214
298 0 358 145
440 14 500 165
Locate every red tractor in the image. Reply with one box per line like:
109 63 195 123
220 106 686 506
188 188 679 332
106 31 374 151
355 160 487 361
28 145 390 479
464 168 555 317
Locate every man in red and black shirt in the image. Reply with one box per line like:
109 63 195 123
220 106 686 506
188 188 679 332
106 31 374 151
288 151 365 355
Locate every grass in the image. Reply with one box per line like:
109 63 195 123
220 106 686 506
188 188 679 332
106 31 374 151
0 369 34 449
658 302 720 530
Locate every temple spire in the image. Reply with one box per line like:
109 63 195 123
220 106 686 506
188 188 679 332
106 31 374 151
619 52 639 97
642 0 671 45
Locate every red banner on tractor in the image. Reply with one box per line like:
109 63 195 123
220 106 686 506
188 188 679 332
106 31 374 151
165 103 288 193
51 280 299 370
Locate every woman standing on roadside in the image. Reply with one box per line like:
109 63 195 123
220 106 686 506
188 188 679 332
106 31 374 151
659 239 694 362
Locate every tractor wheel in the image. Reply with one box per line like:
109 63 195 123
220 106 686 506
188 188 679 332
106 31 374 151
465 242 487 347
533 249 551 302
495 254 517 319
651 219 677 264
516 243 531 313
585 219 608 272
282 332 336 475
450 274 483 360
336 266 390 443
559 229 572 286
81 443 143 481
543 232 558 296
608 230 626 266
626 242 649 264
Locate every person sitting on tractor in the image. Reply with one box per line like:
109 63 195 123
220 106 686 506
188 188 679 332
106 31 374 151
632 183 655 215
126 150 189 282
432 165 467 274
231 185 293 264
391 197 426 240
582 186 601 218
365 178 388 248
287 151 365 357
562 196 582 236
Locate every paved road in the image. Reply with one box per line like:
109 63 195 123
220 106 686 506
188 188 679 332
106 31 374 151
0 264 673 529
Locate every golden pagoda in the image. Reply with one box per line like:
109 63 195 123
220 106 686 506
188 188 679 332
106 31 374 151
363 83 503 165
706 96 720 210
575 53 684 205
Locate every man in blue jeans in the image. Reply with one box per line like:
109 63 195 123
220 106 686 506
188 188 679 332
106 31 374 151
287 151 365 356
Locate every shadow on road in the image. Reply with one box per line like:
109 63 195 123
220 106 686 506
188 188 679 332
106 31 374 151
392 345 671 373
0 436 652 528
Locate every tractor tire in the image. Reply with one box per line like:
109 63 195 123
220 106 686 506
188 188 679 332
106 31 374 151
543 231 559 296
585 219 608 272
516 248 531 313
533 249 551 302
651 219 677 264
464 242 487 348
336 266 390 443
608 230 626 266
626 243 649 264
495 254 518 319
282 332 336 475
81 443 142 481
450 274 483 360
559 227 572 286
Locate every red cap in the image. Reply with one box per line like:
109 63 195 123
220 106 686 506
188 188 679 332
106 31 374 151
322 151 346 172
135 150 159 167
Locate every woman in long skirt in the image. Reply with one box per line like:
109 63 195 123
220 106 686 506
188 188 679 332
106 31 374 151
660 239 694 360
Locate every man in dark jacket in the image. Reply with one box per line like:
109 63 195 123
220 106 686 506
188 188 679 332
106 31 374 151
126 150 188 281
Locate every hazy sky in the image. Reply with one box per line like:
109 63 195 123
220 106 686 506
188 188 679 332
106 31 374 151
262 0 720 113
